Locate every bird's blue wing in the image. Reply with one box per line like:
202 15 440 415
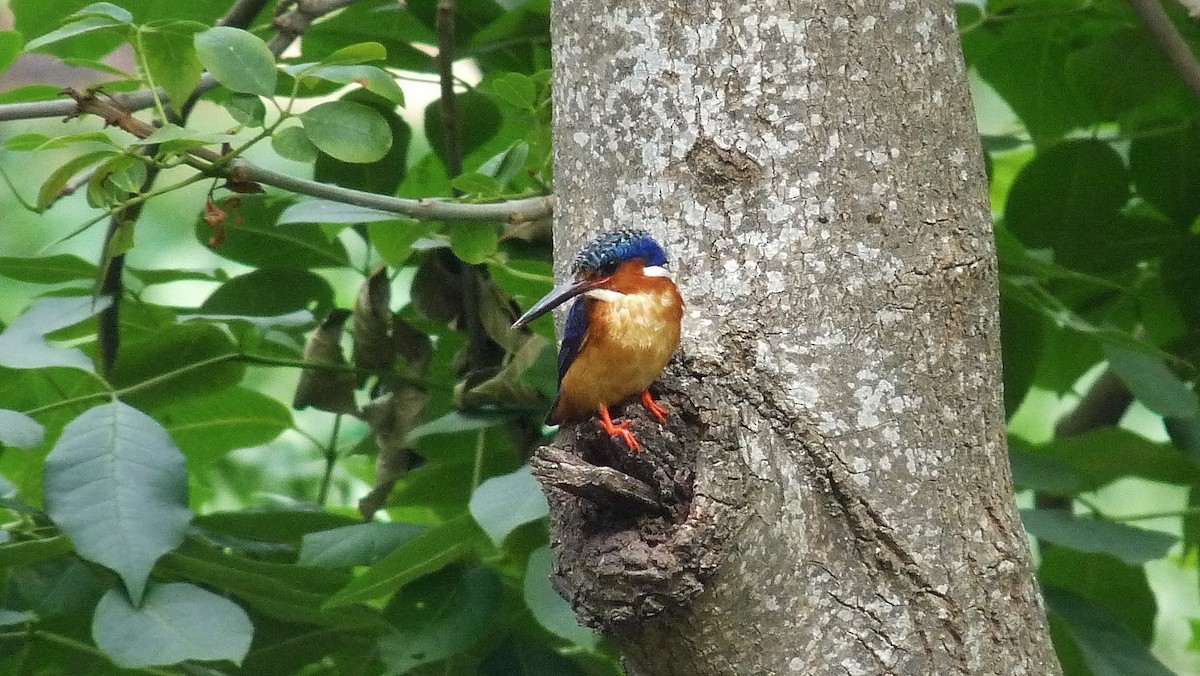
558 299 588 386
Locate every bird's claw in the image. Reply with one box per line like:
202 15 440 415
641 390 669 424
598 407 643 453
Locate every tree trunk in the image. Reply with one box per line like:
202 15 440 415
538 1 1062 674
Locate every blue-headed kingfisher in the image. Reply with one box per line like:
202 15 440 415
512 229 683 452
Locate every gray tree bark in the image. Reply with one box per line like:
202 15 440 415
537 1 1062 674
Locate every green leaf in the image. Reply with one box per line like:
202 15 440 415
406 411 510 444
0 536 74 568
107 322 244 409
300 100 392 163
37 149 116 209
1040 547 1157 645
370 218 431 267
480 141 530 187
271 125 320 163
200 268 335 317
445 222 498 264
320 41 387 66
313 91 411 195
523 546 597 649
0 254 96 284
195 195 351 268
423 90 502 167
967 19 1096 145
92 583 252 668
0 296 110 372
302 64 405 105
1045 587 1174 676
0 32 24 74
225 93 266 127
193 26 277 96
1130 122 1200 227
1004 139 1134 274
44 402 193 603
136 21 206 112
195 509 360 544
324 516 479 608
1019 510 1176 565
25 14 128 52
1104 345 1199 419
1026 428 1200 490
490 72 536 109
69 2 132 23
0 410 44 450
450 171 500 196
377 565 501 673
0 609 35 626
299 522 429 567
130 123 234 148
5 133 51 151
1008 439 1080 494
152 388 292 466
469 465 547 546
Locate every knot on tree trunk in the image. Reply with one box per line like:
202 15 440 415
530 364 733 633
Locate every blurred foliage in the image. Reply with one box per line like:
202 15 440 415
0 0 1196 673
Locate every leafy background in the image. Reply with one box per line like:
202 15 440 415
0 0 1195 673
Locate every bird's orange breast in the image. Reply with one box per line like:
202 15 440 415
551 275 683 423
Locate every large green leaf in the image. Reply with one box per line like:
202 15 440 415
1004 139 1132 274
44 402 192 603
1045 587 1174 676
199 268 335 317
324 516 480 608
523 546 597 649
0 296 109 372
107 322 243 409
1026 428 1200 491
313 91 411 195
469 464 547 546
195 509 361 544
1040 547 1157 645
299 522 429 567
92 582 252 668
193 26 277 96
1130 122 1200 227
0 254 96 283
151 387 291 465
136 20 206 112
1019 510 1175 565
966 17 1097 145
0 410 44 450
1104 344 1199 419
195 196 350 268
300 101 392 164
377 565 501 674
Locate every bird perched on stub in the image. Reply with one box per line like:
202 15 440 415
512 229 683 452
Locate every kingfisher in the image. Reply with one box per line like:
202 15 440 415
512 229 684 452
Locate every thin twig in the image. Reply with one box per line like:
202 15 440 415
436 0 464 178
1128 0 1200 103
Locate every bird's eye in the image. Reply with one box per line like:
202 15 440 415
599 261 619 276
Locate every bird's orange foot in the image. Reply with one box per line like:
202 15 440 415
598 405 642 453
641 390 669 424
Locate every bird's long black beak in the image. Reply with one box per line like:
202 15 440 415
511 277 605 329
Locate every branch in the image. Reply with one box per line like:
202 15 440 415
1128 0 1200 103
65 89 555 224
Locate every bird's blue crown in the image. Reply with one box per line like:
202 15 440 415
572 229 667 276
